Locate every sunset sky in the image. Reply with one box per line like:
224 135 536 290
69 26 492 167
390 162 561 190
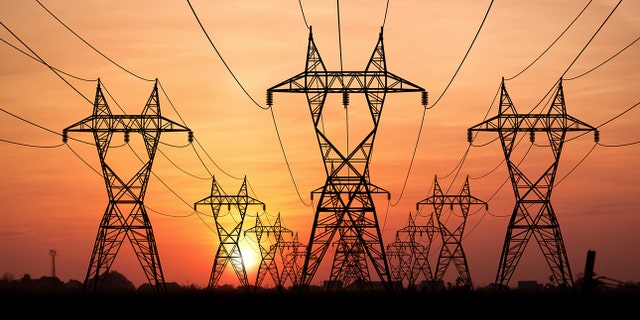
1 0 638 290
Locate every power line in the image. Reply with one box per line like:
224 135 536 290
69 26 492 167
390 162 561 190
298 0 310 30
186 0 267 110
560 0 622 79
157 147 210 180
390 106 429 206
1 107 60 136
0 106 94 146
565 35 640 80
269 108 312 207
157 80 239 179
0 36 95 82
598 140 640 147
428 0 494 110
336 0 344 73
35 0 154 82
512 1 621 115
0 138 63 149
555 143 597 187
565 99 640 143
65 143 101 176
0 21 93 104
505 0 593 81
145 205 198 219
393 1 494 204
439 81 501 193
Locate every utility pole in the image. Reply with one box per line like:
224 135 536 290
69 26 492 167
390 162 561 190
63 79 192 295
267 26 427 294
467 78 598 293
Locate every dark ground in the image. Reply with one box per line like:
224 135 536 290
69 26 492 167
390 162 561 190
2 274 638 316
2 289 638 317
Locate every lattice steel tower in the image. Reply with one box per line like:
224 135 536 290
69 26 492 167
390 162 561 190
387 212 437 291
278 232 307 289
468 78 598 292
244 213 292 289
62 79 192 294
416 175 486 290
267 26 426 293
194 176 265 294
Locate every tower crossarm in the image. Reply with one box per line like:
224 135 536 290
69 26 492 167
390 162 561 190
311 180 389 199
63 115 191 134
416 195 488 210
468 114 598 135
245 223 293 240
267 70 424 94
398 225 435 235
194 195 265 211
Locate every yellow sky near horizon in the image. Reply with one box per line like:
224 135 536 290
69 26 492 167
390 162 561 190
1 0 639 289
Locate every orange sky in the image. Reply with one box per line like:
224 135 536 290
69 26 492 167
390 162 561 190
1 0 638 290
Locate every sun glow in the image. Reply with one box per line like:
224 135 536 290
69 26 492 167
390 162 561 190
239 244 261 272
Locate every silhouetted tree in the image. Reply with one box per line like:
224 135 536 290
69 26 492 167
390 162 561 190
100 270 135 294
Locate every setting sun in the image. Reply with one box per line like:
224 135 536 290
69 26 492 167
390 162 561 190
239 241 261 272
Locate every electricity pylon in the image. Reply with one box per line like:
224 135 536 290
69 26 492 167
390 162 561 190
278 232 307 289
194 176 265 294
267 26 427 294
417 175 487 290
467 78 598 293
62 78 192 295
387 212 436 291
244 212 292 290
386 233 414 291
398 212 438 290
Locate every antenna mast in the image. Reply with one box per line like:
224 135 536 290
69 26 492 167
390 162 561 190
49 249 57 278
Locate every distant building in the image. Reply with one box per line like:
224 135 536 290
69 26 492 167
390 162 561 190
517 280 544 293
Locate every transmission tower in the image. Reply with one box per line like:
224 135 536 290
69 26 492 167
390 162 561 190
244 212 292 290
417 175 487 290
467 78 598 293
278 232 307 289
63 79 192 295
194 176 265 294
267 26 427 294
386 233 413 291
398 212 438 291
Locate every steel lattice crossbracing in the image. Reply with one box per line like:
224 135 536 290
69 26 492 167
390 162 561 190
62 79 192 295
416 175 487 290
193 176 265 294
267 26 426 293
468 78 599 293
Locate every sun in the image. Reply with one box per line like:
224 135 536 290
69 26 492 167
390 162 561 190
239 244 261 271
